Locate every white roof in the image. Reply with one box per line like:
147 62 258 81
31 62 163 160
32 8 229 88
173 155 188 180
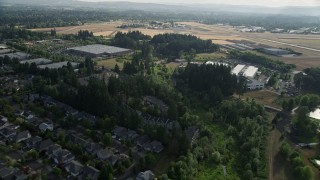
206 61 229 66
243 66 258 78
231 64 245 75
309 108 320 120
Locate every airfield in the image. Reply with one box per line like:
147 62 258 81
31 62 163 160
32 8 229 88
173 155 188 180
31 21 320 70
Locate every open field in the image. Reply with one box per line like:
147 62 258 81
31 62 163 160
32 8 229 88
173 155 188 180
97 58 124 70
30 21 320 69
242 90 283 109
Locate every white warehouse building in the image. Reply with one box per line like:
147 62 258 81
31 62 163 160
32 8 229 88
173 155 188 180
243 66 258 78
231 64 246 76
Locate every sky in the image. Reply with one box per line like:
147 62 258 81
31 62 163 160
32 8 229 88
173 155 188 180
82 0 320 7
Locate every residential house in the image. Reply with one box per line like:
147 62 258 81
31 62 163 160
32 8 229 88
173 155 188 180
39 122 54 133
46 144 62 158
145 141 164 153
135 135 151 148
127 129 139 141
53 149 75 165
112 126 127 140
15 130 31 143
85 142 103 156
65 160 84 177
81 165 100 180
97 149 113 161
0 126 17 140
67 132 88 146
25 136 42 148
38 139 54 152
136 170 154 180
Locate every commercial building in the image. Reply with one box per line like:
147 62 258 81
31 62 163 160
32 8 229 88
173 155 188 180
231 64 245 76
246 78 265 90
262 48 291 56
38 61 79 70
0 52 31 60
205 61 229 66
243 66 258 78
68 44 132 58
19 58 53 65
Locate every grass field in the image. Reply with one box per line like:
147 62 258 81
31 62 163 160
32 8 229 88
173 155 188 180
242 90 283 109
97 58 124 69
195 53 227 61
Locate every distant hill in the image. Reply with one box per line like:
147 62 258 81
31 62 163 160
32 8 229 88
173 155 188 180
1 0 320 16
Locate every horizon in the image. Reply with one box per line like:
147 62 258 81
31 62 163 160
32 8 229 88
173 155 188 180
79 0 320 7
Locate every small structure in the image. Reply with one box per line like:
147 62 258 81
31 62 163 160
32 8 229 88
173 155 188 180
68 44 132 58
39 122 54 133
136 170 154 180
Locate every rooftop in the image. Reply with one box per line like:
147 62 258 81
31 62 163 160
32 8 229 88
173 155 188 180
38 61 79 69
20 58 53 65
243 66 258 78
68 44 131 55
231 64 245 76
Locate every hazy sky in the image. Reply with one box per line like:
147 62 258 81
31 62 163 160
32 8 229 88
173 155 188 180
82 0 320 7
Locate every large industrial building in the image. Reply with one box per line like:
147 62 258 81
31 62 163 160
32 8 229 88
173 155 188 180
243 66 259 78
232 64 246 76
262 48 291 56
68 44 132 58
0 52 31 60
38 61 79 69
20 58 53 65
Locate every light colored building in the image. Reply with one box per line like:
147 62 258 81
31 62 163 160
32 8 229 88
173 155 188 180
246 78 265 90
205 61 229 66
68 44 132 58
243 66 258 78
231 64 245 76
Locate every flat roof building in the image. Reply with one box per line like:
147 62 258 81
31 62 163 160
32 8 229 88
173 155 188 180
0 52 31 60
243 66 258 78
68 44 132 58
38 61 79 69
246 78 265 90
20 58 53 65
205 61 229 66
262 48 291 56
231 64 245 76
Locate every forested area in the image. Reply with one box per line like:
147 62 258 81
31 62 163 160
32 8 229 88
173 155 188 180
176 63 240 104
229 50 296 73
151 34 219 58
112 31 151 49
294 68 320 94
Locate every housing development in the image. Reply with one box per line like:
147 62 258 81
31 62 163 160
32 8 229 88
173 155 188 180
0 0 320 180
